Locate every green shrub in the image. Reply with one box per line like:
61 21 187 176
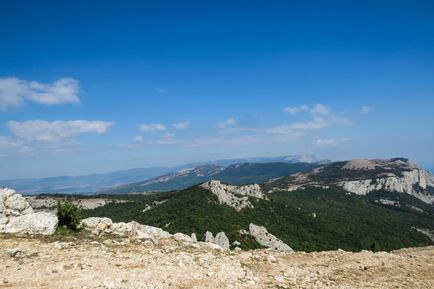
57 201 81 231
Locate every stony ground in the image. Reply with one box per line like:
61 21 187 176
1 235 433 289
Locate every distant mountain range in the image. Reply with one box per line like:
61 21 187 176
0 154 326 194
84 158 434 252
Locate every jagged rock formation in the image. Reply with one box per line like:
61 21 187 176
214 232 230 250
204 231 214 242
191 232 197 242
0 188 57 235
81 217 171 243
202 230 230 250
249 223 294 252
265 158 434 204
200 180 265 210
339 168 434 203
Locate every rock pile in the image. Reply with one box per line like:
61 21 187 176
200 180 265 211
0 188 58 235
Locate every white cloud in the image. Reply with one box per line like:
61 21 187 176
267 104 351 135
26 78 80 105
266 116 351 135
361 106 375 114
216 118 236 129
0 77 80 110
284 105 309 116
283 104 330 116
139 123 167 132
148 133 180 145
0 78 25 110
6 120 113 142
133 135 144 142
313 138 350 146
310 104 330 115
173 121 191 130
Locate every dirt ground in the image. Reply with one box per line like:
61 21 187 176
1 235 433 289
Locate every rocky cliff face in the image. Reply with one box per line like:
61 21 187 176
339 168 434 203
200 180 265 211
265 158 434 204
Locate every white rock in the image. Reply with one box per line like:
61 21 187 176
173 232 193 243
80 217 171 243
200 180 265 211
191 233 197 242
339 168 434 204
204 231 214 242
214 232 230 250
0 188 33 217
249 223 294 253
4 212 58 235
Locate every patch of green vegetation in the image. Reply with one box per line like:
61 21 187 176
83 186 434 252
215 162 319 185
57 201 82 231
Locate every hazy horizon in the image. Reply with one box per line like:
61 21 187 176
1 1 434 179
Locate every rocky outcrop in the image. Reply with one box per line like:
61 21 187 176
249 223 294 252
203 230 230 250
81 217 171 243
204 231 214 242
191 233 197 242
4 212 58 235
200 180 265 211
265 158 434 204
214 232 230 250
339 168 434 204
0 188 58 235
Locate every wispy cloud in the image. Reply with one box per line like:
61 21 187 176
310 104 330 115
284 104 330 116
173 121 191 130
313 138 350 146
6 120 113 142
216 118 236 130
0 77 80 110
148 133 180 145
0 136 33 153
139 123 167 132
268 104 351 135
361 106 375 114
284 105 309 116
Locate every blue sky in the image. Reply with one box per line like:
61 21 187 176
1 0 434 178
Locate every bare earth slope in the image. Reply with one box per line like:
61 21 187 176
1 236 433 289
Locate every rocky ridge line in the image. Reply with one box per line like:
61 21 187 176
200 180 265 211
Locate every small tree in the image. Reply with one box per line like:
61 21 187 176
57 201 81 231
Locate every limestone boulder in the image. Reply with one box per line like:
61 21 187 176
249 223 294 252
80 217 171 243
214 232 230 250
4 212 58 235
